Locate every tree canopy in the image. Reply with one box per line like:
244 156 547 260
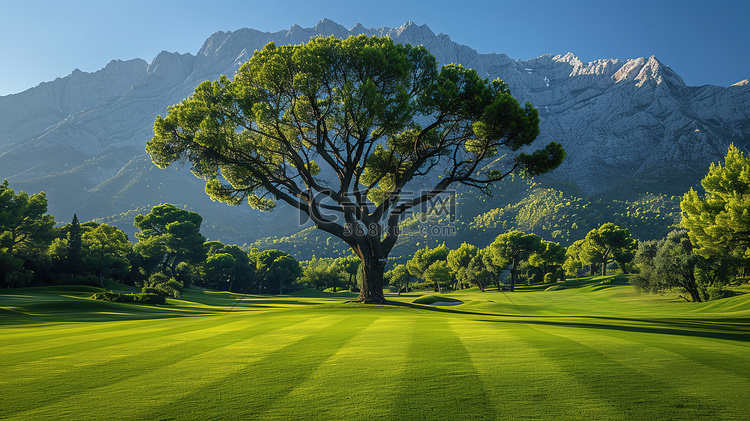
133 203 206 277
632 226 738 302
146 35 564 303
681 144 750 267
485 231 543 291
0 180 55 287
580 223 636 276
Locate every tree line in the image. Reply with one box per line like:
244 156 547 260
0 187 306 298
3 143 748 303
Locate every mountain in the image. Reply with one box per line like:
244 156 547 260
1 19 748 244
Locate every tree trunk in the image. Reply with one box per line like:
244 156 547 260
357 256 386 303
510 259 518 292
687 285 702 302
684 276 703 302
602 249 611 276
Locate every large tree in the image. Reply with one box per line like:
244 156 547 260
146 35 564 303
681 144 750 270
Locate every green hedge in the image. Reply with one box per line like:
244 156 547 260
91 292 166 305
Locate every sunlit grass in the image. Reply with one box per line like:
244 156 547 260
1 276 749 420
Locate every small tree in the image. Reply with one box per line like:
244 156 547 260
529 240 566 278
447 242 478 290
423 261 452 292
631 230 706 302
203 253 236 289
466 252 495 292
256 250 302 295
486 231 543 291
406 243 450 291
146 35 564 303
582 223 636 276
202 241 256 292
133 204 206 277
0 180 55 259
337 256 361 291
385 264 410 294
65 214 85 275
82 223 132 284
302 257 344 292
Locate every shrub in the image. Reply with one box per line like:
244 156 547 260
144 273 182 298
154 283 181 298
91 292 166 305
543 273 556 284
132 293 167 304
707 286 739 301
141 286 161 295
147 272 171 286
165 278 184 291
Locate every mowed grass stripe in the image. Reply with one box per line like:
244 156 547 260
262 313 417 420
450 317 618 420
1 313 338 419
0 312 208 349
0 317 165 343
540 324 750 418
520 322 720 419
143 314 378 420
390 315 495 420
0 314 248 368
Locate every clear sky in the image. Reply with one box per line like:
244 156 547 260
1 0 748 96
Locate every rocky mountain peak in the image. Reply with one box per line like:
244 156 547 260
313 18 348 36
147 51 195 77
612 55 685 87
395 21 435 38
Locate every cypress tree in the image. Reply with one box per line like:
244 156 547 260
66 214 84 275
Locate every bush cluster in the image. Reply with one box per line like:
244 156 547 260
706 286 738 301
91 292 166 305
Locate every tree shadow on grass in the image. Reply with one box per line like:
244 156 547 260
476 317 750 343
388 301 750 342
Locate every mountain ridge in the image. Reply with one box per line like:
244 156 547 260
0 19 748 243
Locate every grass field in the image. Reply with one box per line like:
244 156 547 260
2 276 750 420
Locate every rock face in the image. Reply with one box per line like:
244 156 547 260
1 19 748 240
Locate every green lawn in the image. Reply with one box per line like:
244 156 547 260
2 277 749 420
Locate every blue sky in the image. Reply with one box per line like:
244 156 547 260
1 0 747 96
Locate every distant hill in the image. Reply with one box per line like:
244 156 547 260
1 19 748 248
